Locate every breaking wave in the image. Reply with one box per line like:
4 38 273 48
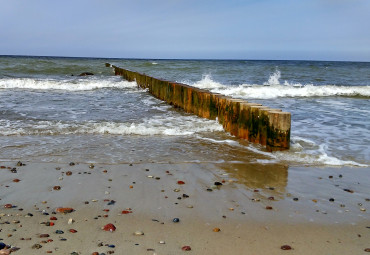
190 72 370 99
0 77 137 91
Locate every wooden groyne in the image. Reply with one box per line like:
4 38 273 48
110 64 291 151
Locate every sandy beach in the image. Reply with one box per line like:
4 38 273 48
1 160 369 254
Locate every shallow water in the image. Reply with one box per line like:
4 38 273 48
0 56 369 167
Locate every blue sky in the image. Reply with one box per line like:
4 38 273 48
1 0 369 61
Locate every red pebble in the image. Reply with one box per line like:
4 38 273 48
281 245 292 250
4 204 13 208
47 239 53 243
55 207 74 213
49 222 54 226
103 209 110 212
13 179 21 182
50 217 57 220
182 246 191 251
121 210 132 214
69 229 77 233
102 223 116 232
177 181 185 185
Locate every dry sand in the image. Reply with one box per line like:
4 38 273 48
0 161 369 254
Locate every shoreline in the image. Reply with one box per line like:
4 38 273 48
1 161 369 254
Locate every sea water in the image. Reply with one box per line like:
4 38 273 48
0 56 369 167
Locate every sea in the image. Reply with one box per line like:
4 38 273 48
0 56 369 168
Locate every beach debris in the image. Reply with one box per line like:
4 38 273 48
281 245 292 250
172 218 180 223
213 228 221 232
102 223 116 232
134 231 144 236
177 181 185 185
55 207 74 213
182 246 191 251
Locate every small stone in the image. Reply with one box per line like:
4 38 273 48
13 179 21 182
134 231 144 236
293 198 299 201
55 207 74 213
121 210 132 214
281 245 292 250
69 162 75 166
213 228 221 232
177 181 185 185
70 252 78 255
39 234 50 238
68 218 74 224
50 216 57 220
53 186 61 191
66 171 72 176
89 164 95 169
174 189 180 192
364 248 370 252
69 229 77 233
102 223 116 232
206 188 213 192
4 204 13 208
187 205 193 208
173 218 180 223
159 241 165 244
360 208 366 212
343 189 354 193
182 246 191 251
55 230 64 234
266 206 273 210
214 182 222 186
329 198 335 202
32 244 42 249
92 252 99 255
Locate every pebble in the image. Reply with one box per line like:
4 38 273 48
177 181 185 185
182 246 191 251
122 210 132 214
53 186 61 190
55 208 74 213
89 164 95 169
134 231 144 236
4 204 13 209
68 218 74 224
329 198 335 202
173 218 180 223
174 189 180 192
102 223 116 232
213 228 221 232
69 229 78 233
281 245 292 250
55 230 64 234
66 171 72 176
159 241 165 244
266 206 273 210
32 244 42 249
364 248 370 252
360 208 366 212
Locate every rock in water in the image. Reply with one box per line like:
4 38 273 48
78 72 94 76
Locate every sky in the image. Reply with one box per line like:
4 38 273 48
0 0 369 61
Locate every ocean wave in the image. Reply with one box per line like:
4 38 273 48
190 74 370 99
0 77 137 91
0 116 223 136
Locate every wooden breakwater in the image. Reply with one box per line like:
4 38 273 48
110 64 291 151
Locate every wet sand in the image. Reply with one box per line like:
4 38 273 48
0 161 369 254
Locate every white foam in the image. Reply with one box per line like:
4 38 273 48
0 115 223 137
0 77 137 91
189 73 370 99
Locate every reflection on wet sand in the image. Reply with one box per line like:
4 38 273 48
220 162 288 200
